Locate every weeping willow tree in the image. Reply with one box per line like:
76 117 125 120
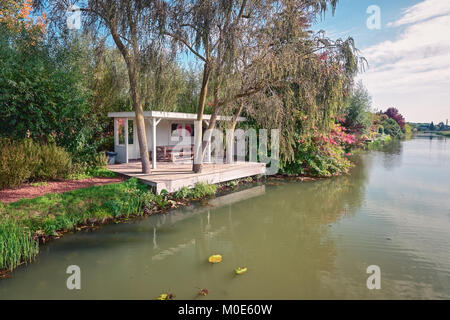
165 0 345 172
179 0 364 164
243 36 363 163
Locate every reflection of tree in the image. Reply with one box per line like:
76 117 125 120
380 140 403 171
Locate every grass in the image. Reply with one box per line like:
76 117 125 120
0 178 218 273
436 131 450 137
65 167 118 180
30 182 49 187
173 183 217 200
0 217 39 271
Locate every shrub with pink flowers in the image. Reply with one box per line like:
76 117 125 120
281 123 356 177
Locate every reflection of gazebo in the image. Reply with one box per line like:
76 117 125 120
109 111 245 169
148 186 266 260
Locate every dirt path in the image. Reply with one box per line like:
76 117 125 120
0 177 124 204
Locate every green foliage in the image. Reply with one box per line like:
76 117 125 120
226 180 239 188
429 122 436 131
4 178 146 233
381 118 404 138
30 182 49 187
280 122 355 177
102 200 124 218
367 135 392 150
65 165 116 181
0 139 36 189
173 183 217 200
0 217 39 271
281 139 352 177
173 187 191 199
0 27 108 166
87 167 117 178
192 183 217 198
33 143 72 181
0 28 86 146
343 81 372 133
404 124 413 140
0 138 72 189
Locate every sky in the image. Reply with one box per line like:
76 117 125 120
315 0 450 124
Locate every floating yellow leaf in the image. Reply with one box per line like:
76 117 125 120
157 293 168 300
208 254 223 264
235 267 248 275
156 293 174 300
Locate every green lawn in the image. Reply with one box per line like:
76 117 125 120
65 167 119 180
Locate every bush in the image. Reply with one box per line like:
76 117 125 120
367 135 392 150
281 124 354 177
0 139 35 189
381 118 404 138
343 81 372 134
0 138 73 189
34 144 72 181
173 183 217 199
192 183 217 198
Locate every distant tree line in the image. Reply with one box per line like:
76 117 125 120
410 121 450 132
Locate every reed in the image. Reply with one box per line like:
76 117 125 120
0 218 39 271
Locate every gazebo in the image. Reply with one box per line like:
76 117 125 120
108 111 246 168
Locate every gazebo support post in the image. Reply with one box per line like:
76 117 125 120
152 118 161 170
124 118 129 164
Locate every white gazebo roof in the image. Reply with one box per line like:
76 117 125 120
108 111 246 122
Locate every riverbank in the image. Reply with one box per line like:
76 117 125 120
436 131 450 137
0 175 261 278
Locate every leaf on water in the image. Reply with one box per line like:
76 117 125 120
235 267 248 275
208 254 223 264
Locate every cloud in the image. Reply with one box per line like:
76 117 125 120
387 0 450 27
359 0 450 122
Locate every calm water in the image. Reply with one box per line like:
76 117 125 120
1 136 449 299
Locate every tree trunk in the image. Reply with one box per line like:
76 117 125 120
226 101 245 164
109 23 151 174
202 104 219 162
193 63 211 173
127 59 152 174
200 81 224 163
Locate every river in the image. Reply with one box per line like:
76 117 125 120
1 135 449 299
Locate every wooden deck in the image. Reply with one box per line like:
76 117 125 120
108 161 266 193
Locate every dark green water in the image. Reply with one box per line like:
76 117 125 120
1 136 449 299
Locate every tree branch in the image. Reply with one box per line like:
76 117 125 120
164 31 207 62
